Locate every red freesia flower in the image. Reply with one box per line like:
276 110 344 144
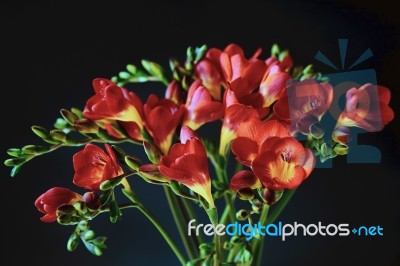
159 126 215 208
231 119 291 166
73 144 123 190
83 78 144 140
165 80 184 105
194 55 224 100
35 187 82 222
230 119 315 190
252 137 315 190
259 64 291 107
274 79 333 135
195 43 266 100
219 104 259 155
183 80 224 130
144 94 184 154
335 84 394 132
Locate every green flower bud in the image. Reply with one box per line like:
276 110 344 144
143 141 161 164
56 204 77 215
60 109 78 126
237 188 254 201
78 220 89 231
334 143 349 155
81 230 95 241
50 130 67 142
4 157 26 167
236 209 249 221
124 155 141 171
67 232 79 252
31 125 50 139
74 119 99 134
73 202 87 214
7 148 22 157
57 214 72 225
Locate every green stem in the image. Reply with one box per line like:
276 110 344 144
137 204 186 266
164 186 195 260
266 189 296 224
122 187 186 266
206 208 220 266
253 205 269 266
181 197 203 247
175 196 199 258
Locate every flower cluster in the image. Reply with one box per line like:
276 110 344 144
5 44 394 265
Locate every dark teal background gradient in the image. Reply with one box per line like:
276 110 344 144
1 1 399 265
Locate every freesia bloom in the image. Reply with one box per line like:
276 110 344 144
183 80 224 130
83 78 144 140
252 137 315 190
159 126 215 208
144 95 184 154
73 144 123 190
231 119 315 190
274 79 333 135
35 187 82 222
335 84 394 132
231 119 291 166
195 43 266 100
259 64 291 107
219 104 259 155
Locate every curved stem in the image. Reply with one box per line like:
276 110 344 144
122 183 186 266
252 205 269 266
164 186 195 260
266 189 296 224
137 204 186 266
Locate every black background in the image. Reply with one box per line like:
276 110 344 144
1 1 399 265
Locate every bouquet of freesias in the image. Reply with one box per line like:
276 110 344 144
4 43 394 265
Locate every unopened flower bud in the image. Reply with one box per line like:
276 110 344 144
143 141 162 164
138 164 169 183
262 188 283 205
73 201 87 214
333 143 349 155
124 155 141 171
78 220 89 231
165 80 184 104
74 119 99 133
60 109 78 126
310 122 324 139
236 209 249 221
50 130 67 142
67 232 79 252
237 187 254 200
81 230 95 241
57 214 72 225
83 192 101 210
56 204 77 215
332 126 350 144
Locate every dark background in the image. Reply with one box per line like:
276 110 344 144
1 1 399 265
